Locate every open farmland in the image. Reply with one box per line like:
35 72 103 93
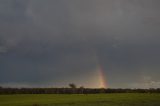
0 93 160 106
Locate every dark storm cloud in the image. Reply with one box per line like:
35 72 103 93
0 0 160 88
0 0 30 23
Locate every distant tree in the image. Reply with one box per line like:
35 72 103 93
80 86 84 89
69 83 77 94
79 86 84 94
69 83 77 89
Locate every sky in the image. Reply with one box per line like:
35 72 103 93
0 0 160 88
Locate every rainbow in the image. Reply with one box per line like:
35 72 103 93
95 64 108 88
88 50 108 88
78 46 108 88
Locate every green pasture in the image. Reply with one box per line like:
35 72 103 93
0 93 160 106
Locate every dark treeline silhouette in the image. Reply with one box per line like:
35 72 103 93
0 86 160 94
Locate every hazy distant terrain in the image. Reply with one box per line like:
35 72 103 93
0 94 160 106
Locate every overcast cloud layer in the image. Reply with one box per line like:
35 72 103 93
0 0 160 88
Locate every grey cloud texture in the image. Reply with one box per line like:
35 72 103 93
0 0 160 88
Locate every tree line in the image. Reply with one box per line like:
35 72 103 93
0 85 160 94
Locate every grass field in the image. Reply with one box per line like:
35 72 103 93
0 93 160 106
